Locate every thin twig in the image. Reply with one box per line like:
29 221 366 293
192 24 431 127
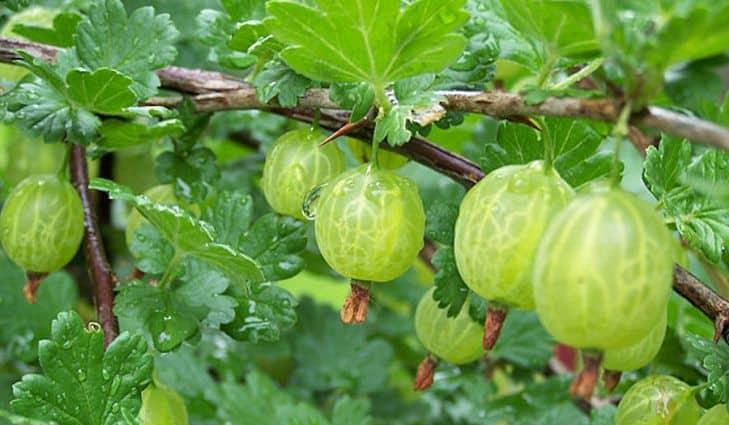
69 144 119 347
1 37 728 150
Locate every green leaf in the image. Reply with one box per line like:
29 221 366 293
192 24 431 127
98 118 185 149
252 61 313 108
11 12 82 48
222 0 266 21
684 333 729 405
481 118 611 188
291 298 393 394
90 178 265 286
329 82 375 122
0 410 54 425
196 9 257 69
10 311 152 424
239 214 308 282
155 146 220 203
65 68 137 115
330 397 372 425
73 0 179 99
0 251 78 363
644 138 729 265
490 310 554 369
265 0 469 86
373 106 412 147
425 203 459 245
431 247 469 318
222 282 297 343
202 191 254 248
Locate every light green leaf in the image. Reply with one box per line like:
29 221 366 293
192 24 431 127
10 312 152 424
66 68 137 115
265 0 469 86
98 118 185 149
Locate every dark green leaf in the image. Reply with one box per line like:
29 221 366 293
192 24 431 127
11 12 81 48
684 333 729 405
425 203 459 245
431 247 469 318
239 214 307 282
252 61 313 108
155 146 220 203
223 282 297 343
202 191 254 248
10 311 152 424
490 310 554 369
196 9 257 69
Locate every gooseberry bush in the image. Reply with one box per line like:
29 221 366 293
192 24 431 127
0 0 728 424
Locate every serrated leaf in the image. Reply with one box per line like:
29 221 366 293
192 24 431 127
643 136 693 199
425 203 458 245
222 282 297 343
373 106 411 147
202 191 253 248
196 9 257 69
266 0 469 86
10 311 152 424
73 0 179 99
0 251 78 363
252 61 313 108
431 247 469 318
155 146 220 203
222 0 266 21
331 397 372 425
65 68 137 115
480 121 541 175
684 333 729 404
90 178 264 286
98 118 185 149
329 82 375 122
239 214 307 282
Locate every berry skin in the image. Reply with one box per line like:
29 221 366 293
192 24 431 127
139 380 189 425
315 164 425 282
415 288 483 364
454 161 574 309
261 128 346 220
533 187 674 350
616 375 702 425
603 312 666 371
0 174 84 273
698 405 729 425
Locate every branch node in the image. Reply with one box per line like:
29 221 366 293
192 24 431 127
340 280 371 324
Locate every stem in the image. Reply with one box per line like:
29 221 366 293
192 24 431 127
313 107 321 131
69 145 119 348
540 117 554 170
158 254 182 289
536 52 559 88
551 57 605 90
611 102 632 186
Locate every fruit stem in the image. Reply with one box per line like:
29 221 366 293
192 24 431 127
23 272 48 304
413 353 438 391
570 351 602 401
483 305 508 350
540 117 554 171
610 101 632 187
603 369 622 392
340 280 371 324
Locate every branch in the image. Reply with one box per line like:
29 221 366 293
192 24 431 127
1 37 728 150
69 144 119 347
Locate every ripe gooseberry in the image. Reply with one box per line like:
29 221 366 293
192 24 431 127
139 379 189 425
314 164 425 282
261 128 346 220
533 186 674 351
603 312 666 372
415 287 483 365
616 375 702 425
0 174 83 273
454 160 574 310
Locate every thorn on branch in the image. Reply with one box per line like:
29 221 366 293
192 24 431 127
319 110 375 147
413 354 438 391
483 306 508 350
340 280 371 324
23 272 48 304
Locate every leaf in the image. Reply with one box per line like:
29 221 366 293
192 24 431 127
239 214 308 282
490 310 554 369
265 0 469 86
98 118 185 149
290 298 393 394
425 203 459 245
0 251 78 363
11 12 82 48
330 397 372 425
644 138 729 265
196 9 257 69
73 0 179 99
10 311 152 424
155 146 220 203
329 82 375 122
90 178 264 286
222 282 297 343
202 191 254 248
480 121 541 175
684 333 729 405
65 68 137 115
252 61 313 108
431 247 469 318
